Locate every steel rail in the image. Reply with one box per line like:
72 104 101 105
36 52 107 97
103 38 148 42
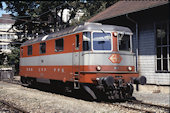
128 100 170 111
104 99 170 113
0 100 28 113
117 104 155 113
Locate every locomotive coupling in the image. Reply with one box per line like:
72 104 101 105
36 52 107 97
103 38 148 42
96 76 114 88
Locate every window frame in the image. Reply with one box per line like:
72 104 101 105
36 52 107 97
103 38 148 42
91 31 113 52
117 32 132 52
82 32 91 51
55 38 64 52
75 34 80 50
39 42 46 54
155 21 170 73
27 45 32 56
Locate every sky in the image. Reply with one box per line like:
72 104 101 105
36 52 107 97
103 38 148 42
0 2 11 17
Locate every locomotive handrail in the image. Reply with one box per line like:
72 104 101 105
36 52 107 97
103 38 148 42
80 71 138 74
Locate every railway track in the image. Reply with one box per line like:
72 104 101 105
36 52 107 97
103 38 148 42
2 79 170 113
0 100 28 113
113 100 170 113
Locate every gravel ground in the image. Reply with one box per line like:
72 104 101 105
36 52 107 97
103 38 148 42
0 81 139 113
0 102 20 113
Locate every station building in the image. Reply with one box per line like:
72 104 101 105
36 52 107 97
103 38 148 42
88 1 169 85
0 14 17 53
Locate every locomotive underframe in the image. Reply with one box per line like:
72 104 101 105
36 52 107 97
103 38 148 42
20 72 146 101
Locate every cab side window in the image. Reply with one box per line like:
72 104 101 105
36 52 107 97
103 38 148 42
27 45 32 55
40 42 46 54
83 32 91 51
55 38 64 52
75 35 79 49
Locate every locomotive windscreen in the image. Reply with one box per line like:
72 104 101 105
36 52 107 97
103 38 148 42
93 32 112 51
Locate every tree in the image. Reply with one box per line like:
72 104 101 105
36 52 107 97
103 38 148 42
4 1 117 39
2 1 117 73
72 0 117 25
4 1 77 38
0 51 6 66
6 48 20 74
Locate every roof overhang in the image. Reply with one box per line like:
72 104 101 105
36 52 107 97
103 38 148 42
88 1 169 22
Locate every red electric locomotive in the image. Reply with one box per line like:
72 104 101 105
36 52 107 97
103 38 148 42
20 23 146 100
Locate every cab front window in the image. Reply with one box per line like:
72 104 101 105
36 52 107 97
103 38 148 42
118 34 131 51
93 32 112 51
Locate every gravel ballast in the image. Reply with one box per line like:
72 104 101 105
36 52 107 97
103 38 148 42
0 81 139 113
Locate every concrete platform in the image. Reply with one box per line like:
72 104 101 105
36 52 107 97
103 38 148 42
133 84 170 106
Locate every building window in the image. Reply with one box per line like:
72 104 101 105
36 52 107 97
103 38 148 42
40 42 46 54
0 45 8 50
0 34 2 39
0 34 6 39
55 38 64 52
7 34 10 39
76 35 79 49
27 45 32 55
156 22 170 72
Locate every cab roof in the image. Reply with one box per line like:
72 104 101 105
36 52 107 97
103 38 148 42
21 22 132 47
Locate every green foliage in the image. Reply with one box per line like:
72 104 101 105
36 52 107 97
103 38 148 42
0 51 6 65
2 1 117 73
6 47 20 74
4 1 117 38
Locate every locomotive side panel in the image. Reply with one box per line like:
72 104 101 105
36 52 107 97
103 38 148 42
20 32 84 82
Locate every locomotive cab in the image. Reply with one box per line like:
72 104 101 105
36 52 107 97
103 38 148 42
78 25 146 100
80 30 136 81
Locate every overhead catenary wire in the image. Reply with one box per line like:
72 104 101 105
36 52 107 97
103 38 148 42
0 2 70 37
0 1 69 33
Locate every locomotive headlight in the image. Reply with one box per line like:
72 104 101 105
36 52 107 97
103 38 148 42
128 66 132 71
96 65 102 71
113 32 117 37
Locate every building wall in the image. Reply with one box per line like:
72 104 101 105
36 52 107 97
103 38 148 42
93 3 169 85
0 14 16 53
137 20 170 85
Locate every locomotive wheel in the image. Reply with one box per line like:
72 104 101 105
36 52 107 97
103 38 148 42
26 77 36 87
21 76 27 84
126 84 134 99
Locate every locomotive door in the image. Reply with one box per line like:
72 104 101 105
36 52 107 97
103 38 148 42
72 34 80 89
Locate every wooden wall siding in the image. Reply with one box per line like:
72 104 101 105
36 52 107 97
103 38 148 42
137 22 170 85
